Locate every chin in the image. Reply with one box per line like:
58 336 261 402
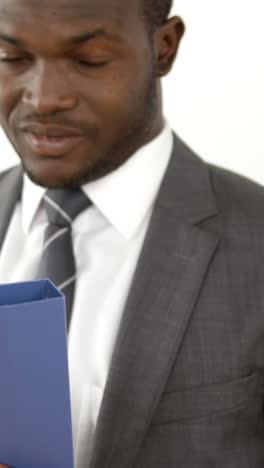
26 172 66 189
22 161 73 188
23 159 97 189
21 149 119 188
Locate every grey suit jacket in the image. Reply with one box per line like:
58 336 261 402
1 134 264 468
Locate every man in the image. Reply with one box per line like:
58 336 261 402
0 0 263 467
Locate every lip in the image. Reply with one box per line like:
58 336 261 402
23 132 86 156
20 122 84 137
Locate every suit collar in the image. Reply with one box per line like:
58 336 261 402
156 133 218 223
0 165 23 250
91 134 220 468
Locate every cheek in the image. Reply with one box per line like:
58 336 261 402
82 68 150 126
0 77 21 128
0 86 12 117
79 48 152 121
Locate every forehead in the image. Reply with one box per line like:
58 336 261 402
0 0 143 35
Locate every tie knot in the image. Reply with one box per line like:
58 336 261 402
44 188 91 226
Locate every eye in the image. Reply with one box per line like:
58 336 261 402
0 56 30 65
76 58 111 67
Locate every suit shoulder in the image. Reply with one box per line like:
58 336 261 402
0 164 23 184
207 162 264 221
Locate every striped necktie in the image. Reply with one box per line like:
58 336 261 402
37 188 91 328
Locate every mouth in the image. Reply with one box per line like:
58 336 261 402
23 132 86 157
19 122 86 156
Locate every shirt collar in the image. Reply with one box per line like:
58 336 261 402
22 121 173 240
83 122 173 239
22 175 46 234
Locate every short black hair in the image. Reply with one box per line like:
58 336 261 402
143 0 173 29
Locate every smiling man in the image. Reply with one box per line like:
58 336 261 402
0 0 264 467
0 0 180 188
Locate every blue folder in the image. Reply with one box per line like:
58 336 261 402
0 279 74 468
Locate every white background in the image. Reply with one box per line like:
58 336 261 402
0 0 263 185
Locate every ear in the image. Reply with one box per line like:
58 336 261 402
154 16 185 77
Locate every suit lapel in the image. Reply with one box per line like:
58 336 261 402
91 135 221 468
0 165 23 250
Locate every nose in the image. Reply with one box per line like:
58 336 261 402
22 59 78 114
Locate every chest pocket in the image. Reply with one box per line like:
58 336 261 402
151 371 263 425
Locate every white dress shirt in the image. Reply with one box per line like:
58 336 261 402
0 123 173 468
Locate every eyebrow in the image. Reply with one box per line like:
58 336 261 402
0 28 120 49
70 29 120 44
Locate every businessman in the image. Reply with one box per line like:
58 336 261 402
0 0 264 467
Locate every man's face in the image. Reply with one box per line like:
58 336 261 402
0 0 171 187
